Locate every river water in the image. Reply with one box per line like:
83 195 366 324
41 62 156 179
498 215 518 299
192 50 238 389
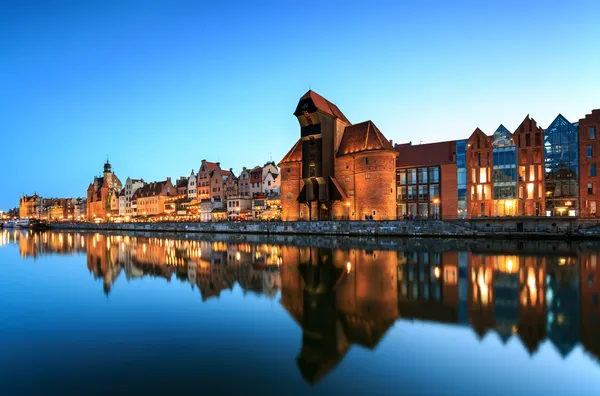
0 230 599 395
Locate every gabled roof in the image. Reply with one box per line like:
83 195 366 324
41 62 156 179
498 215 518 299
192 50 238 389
176 178 189 188
546 114 577 131
295 90 350 124
200 161 219 172
395 140 457 167
337 120 395 157
279 139 302 165
131 181 169 199
514 114 543 134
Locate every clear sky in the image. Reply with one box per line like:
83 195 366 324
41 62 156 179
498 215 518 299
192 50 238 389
1 0 599 210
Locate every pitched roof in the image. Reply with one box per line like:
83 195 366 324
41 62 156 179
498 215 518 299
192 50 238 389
296 90 350 124
279 139 302 165
337 120 395 157
176 178 188 188
514 115 543 134
131 181 169 199
200 161 219 172
395 140 457 167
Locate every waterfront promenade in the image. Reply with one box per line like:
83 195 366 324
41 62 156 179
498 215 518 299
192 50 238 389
48 218 600 239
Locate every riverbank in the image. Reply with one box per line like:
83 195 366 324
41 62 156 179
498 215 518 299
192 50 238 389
48 218 600 239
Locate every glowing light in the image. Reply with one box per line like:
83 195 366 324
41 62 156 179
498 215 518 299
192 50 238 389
434 266 441 279
346 261 351 274
559 258 566 266
507 259 513 272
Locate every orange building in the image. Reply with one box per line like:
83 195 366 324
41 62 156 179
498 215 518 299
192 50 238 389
86 160 122 221
466 128 493 217
579 109 600 218
133 178 175 217
280 90 397 221
19 194 41 219
514 116 545 216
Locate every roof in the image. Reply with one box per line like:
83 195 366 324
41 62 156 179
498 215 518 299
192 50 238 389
131 181 168 199
337 120 395 157
279 139 302 165
200 161 219 172
395 140 457 167
295 90 350 124
514 115 543 134
176 178 189 188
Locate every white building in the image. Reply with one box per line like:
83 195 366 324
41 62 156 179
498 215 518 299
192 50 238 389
187 170 197 201
123 177 145 218
238 167 251 197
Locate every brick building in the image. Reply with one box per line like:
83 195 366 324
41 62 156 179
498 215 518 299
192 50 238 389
395 140 458 219
466 128 493 217
133 178 174 217
280 90 397 221
19 194 41 219
86 161 122 221
579 110 600 218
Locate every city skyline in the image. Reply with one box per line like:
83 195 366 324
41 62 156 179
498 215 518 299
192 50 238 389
2 1 600 209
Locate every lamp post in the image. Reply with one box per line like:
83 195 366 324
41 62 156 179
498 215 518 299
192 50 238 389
432 198 440 219
346 201 351 220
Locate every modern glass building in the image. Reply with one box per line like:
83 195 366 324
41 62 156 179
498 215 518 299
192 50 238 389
544 115 579 216
456 139 468 219
491 125 518 216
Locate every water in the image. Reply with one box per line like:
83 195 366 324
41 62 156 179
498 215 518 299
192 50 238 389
0 230 599 395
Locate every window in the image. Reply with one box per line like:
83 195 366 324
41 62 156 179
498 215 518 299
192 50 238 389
591 164 597 177
418 168 428 184
398 171 407 185
365 173 371 179
479 168 487 183
429 167 439 183
591 201 597 215
588 146 593 158
429 184 440 199
588 183 593 195
591 126 596 140
477 152 481 166
407 169 416 184
365 158 369 165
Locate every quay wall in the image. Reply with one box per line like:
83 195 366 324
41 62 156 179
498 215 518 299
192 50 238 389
48 218 600 239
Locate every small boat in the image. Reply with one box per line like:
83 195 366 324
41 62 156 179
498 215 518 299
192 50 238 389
3 219 15 228
30 219 50 231
14 218 31 228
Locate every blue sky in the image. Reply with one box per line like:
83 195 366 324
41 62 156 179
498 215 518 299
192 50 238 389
1 0 599 209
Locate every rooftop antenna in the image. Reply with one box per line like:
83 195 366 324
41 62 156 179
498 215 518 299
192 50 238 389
269 152 272 162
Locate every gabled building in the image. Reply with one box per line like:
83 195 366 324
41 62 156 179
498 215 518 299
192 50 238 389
514 115 545 216
224 170 239 199
238 167 251 197
19 194 41 219
466 128 493 217
86 160 122 221
187 170 197 201
262 161 280 197
280 90 398 221
122 177 144 218
249 166 263 197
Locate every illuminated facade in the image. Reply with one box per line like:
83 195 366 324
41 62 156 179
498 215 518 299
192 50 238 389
544 115 579 216
280 91 398 221
86 160 122 221
579 110 600 218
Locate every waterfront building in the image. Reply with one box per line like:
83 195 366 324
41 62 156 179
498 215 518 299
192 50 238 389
262 162 280 197
238 167 251 197
224 170 239 199
187 170 197 201
133 178 174 217
279 140 303 221
86 160 122 221
514 116 545 216
544 115 579 217
122 177 145 218
456 139 468 218
395 140 457 219
197 160 219 201
19 194 41 218
226 195 252 220
47 198 75 221
73 198 86 220
466 128 493 217
249 166 263 197
280 90 398 221
175 176 189 196
579 109 600 218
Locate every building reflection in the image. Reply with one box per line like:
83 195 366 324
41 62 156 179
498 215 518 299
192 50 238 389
3 230 599 383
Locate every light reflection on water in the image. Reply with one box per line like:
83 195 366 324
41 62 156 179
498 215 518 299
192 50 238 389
0 229 599 395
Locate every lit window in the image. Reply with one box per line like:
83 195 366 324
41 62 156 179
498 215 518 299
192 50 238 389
479 168 487 183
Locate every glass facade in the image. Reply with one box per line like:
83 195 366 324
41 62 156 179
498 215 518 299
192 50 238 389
456 140 467 219
544 115 579 216
492 125 518 216
397 166 441 219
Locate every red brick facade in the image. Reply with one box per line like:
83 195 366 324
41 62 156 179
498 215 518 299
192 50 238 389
579 110 600 218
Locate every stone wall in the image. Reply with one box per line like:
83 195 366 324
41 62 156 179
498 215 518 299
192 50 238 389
48 218 600 239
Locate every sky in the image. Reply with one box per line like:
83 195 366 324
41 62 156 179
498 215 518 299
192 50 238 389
1 0 599 210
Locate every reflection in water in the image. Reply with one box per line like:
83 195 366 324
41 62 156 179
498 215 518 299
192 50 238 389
3 229 600 385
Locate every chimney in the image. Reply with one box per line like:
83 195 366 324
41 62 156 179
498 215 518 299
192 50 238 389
216 162 220 168
389 139 393 146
